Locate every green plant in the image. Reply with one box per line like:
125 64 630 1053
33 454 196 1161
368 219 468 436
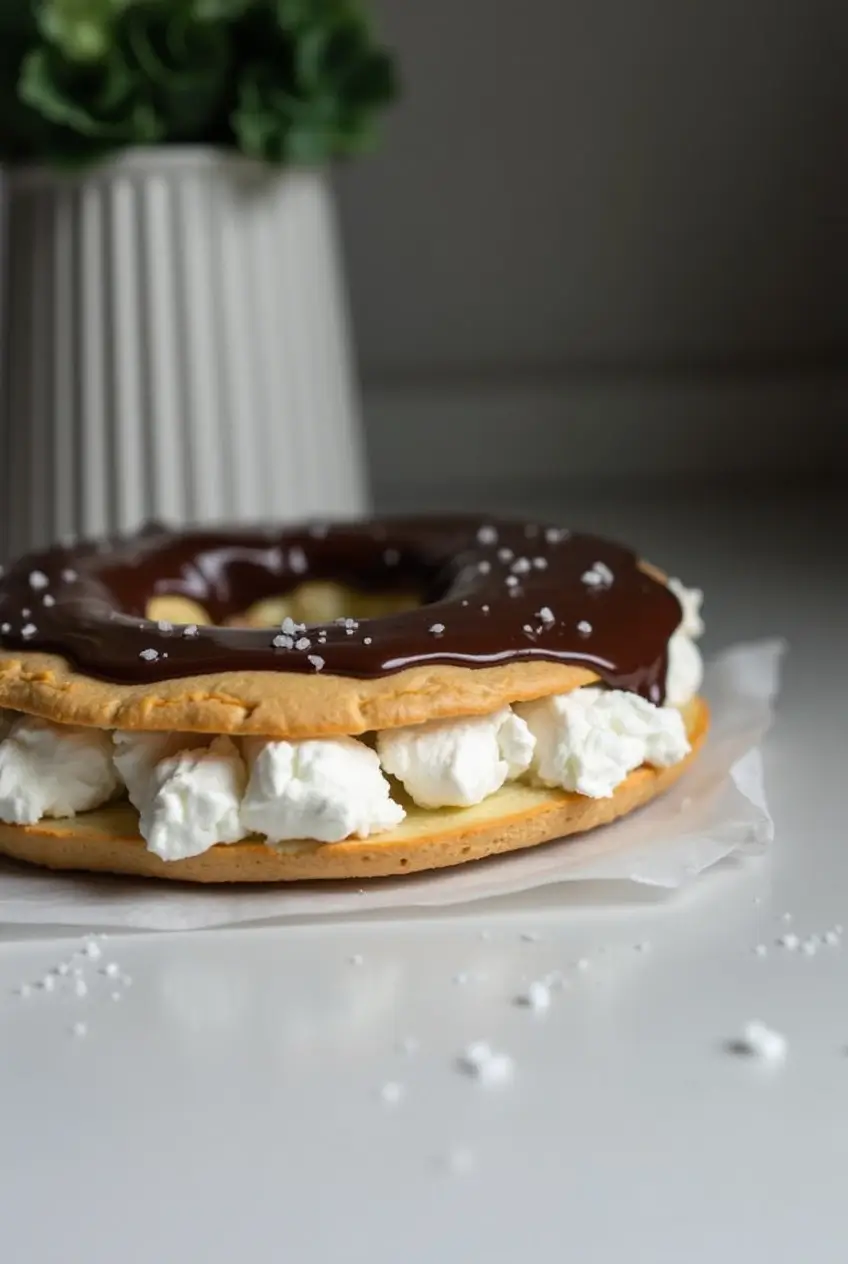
0 0 398 166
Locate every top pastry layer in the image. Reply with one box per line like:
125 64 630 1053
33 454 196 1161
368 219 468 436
0 517 682 739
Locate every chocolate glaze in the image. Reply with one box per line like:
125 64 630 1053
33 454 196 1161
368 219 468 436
0 518 682 704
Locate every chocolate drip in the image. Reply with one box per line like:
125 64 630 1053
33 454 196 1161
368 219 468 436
0 518 682 704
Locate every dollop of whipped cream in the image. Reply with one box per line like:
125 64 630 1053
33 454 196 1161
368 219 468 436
121 735 248 862
666 578 705 706
515 688 690 799
0 712 120 824
113 730 207 810
377 707 535 808
241 736 405 843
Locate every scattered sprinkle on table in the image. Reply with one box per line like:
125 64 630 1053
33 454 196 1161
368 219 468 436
457 1042 514 1087
729 1021 787 1063
515 981 551 1012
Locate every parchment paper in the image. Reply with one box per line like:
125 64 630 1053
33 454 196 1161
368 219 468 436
0 639 783 933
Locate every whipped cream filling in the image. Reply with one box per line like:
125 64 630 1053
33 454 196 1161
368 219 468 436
515 688 690 799
241 736 405 843
0 711 120 824
377 707 534 809
0 581 704 856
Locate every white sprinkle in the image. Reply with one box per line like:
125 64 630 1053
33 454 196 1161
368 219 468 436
510 557 531 575
593 561 614 584
754 944 768 957
272 634 293 649
363 636 372 645
458 1042 514 1087
20 623 37 639
478 560 491 574
430 623 445 635
522 624 534 635
581 569 603 587
476 526 497 545
532 556 548 570
281 617 298 637
295 637 311 651
139 648 159 661
83 940 101 960
289 547 308 574
157 620 173 633
21 608 30 617
17 983 32 998
544 527 568 544
183 624 199 638
825 930 841 947
505 575 519 588
0 623 9 634
380 1081 404 1106
536 607 555 624
481 604 490 614
72 1021 88 1038
42 594 55 607
577 620 592 636
29 570 49 590
515 980 551 1011
74 979 88 997
782 912 793 922
40 975 55 993
348 954 364 966
778 933 799 950
307 655 325 672
103 962 121 978
802 938 818 956
384 548 400 566
497 548 514 563
731 1021 787 1063
576 957 590 971
61 568 78 582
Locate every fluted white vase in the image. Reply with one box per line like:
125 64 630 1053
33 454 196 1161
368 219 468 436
0 147 367 561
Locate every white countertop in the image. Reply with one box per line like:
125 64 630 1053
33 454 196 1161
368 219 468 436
0 485 844 1264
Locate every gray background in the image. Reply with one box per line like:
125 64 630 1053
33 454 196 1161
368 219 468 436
335 0 847 502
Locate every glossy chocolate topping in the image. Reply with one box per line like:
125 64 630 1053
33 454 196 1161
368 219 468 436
0 518 682 703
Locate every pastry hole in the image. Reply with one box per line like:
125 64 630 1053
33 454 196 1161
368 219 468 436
146 596 211 627
238 583 420 628
148 584 421 630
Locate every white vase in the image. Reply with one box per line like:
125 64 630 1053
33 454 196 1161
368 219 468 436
0 147 367 561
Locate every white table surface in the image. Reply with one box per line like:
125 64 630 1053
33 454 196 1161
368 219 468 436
0 485 844 1264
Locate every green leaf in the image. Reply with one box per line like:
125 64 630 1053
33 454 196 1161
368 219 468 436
37 0 129 63
2 0 398 168
19 46 162 141
121 5 231 139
